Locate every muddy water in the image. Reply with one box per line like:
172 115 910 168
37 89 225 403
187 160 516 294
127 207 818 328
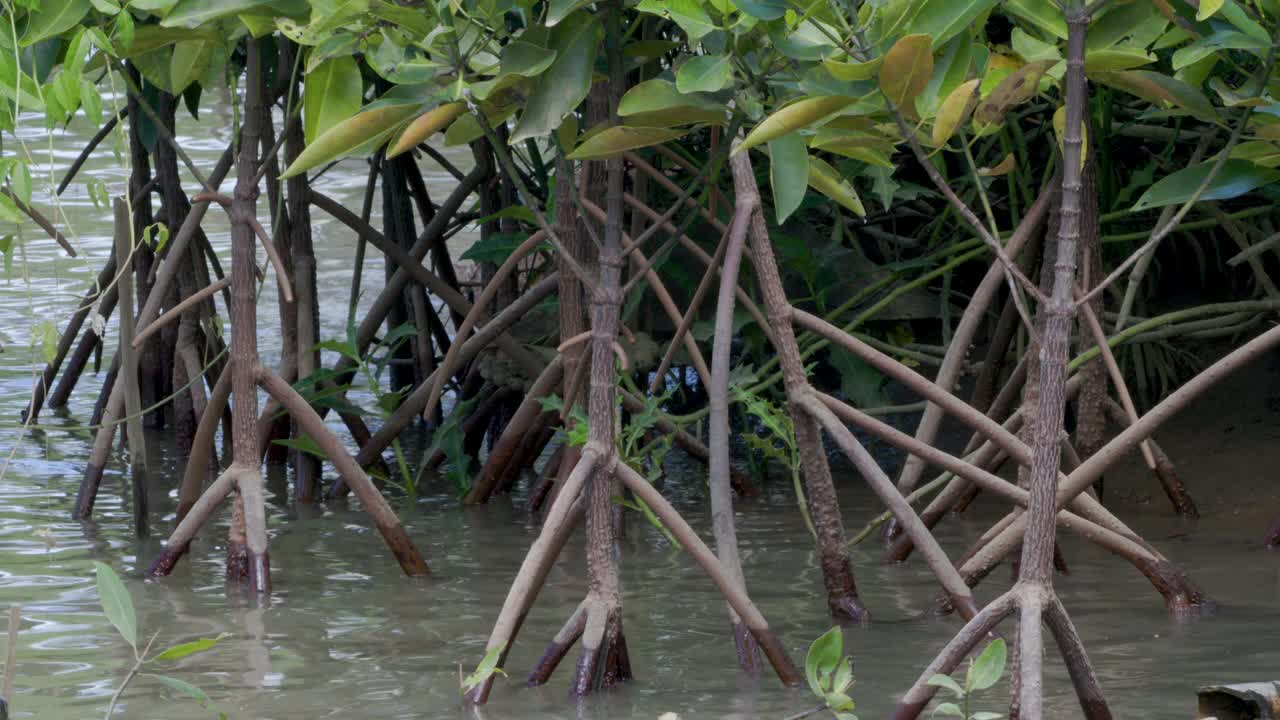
1 98 1279 719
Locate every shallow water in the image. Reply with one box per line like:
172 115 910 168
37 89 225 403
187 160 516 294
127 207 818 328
1 96 1279 719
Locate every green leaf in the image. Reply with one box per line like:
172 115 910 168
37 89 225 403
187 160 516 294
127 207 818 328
36 320 58 364
905 0 999 48
303 56 363 145
804 627 843 697
1197 0 1224 21
927 673 965 697
546 0 590 25
935 702 964 717
1170 27 1268 71
93 561 137 651
169 38 216 95
676 55 731 94
1084 48 1156 72
617 78 725 127
10 161 32 206
144 674 210 707
0 194 21 224
461 232 538 263
461 643 507 692
735 0 786 19
152 633 229 662
0 235 13 277
1089 70 1217 122
281 96 422 179
971 713 1004 720
665 0 716 40
1004 0 1066 38
966 638 1006 692
162 0 276 27
19 0 92 47
738 95 855 154
932 78 979 146
567 125 688 160
807 156 865 216
769 132 808 224
1132 159 1280 211
510 15 601 143
823 56 883 82
829 347 886 407
273 435 328 458
879 33 934 114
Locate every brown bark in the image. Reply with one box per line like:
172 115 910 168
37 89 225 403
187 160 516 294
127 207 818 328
227 40 270 592
730 150 867 623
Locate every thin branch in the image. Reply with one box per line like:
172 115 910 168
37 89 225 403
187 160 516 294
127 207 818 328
132 278 230 348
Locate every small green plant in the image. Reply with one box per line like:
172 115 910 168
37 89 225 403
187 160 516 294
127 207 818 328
805 626 858 719
925 637 1007 720
93 562 227 718
421 393 479 497
733 384 816 538
539 383 682 549
288 314 419 498
460 642 506 694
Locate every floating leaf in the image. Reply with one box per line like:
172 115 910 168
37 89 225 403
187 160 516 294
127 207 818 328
737 96 856 154
879 33 933 115
567 125 689 160
93 561 137 651
1132 158 1280 210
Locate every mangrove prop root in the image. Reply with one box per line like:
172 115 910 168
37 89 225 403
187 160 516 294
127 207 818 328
731 149 869 624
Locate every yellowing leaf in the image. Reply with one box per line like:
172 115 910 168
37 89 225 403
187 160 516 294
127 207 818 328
974 59 1056 127
932 78 980 146
386 102 466 158
1052 105 1088 169
566 125 689 159
1196 0 1224 21
823 56 883 81
977 152 1015 176
879 33 934 116
807 156 865 216
280 101 422 179
736 95 856 154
